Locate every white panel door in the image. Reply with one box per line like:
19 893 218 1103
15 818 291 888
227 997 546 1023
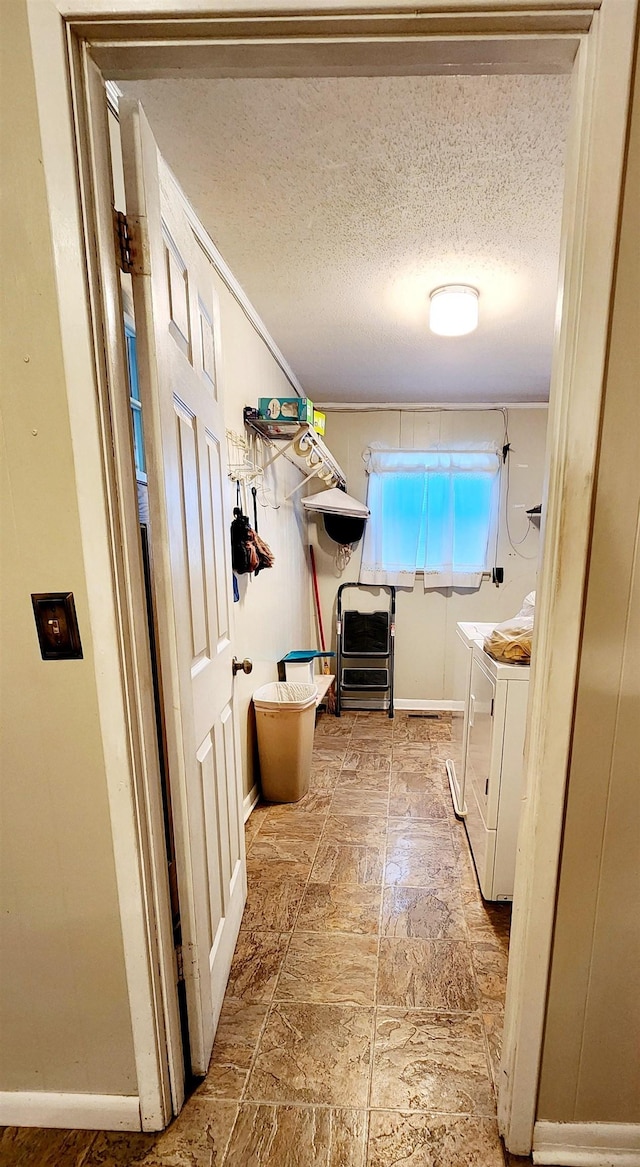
120 101 246 1075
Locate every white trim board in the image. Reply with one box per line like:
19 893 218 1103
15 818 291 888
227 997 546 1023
243 783 260 822
0 1092 141 1132
395 700 463 711
56 2 600 22
317 401 550 412
499 2 638 1153
533 1122 640 1166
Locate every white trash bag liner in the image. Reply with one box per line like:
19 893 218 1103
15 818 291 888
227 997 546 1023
253 682 318 711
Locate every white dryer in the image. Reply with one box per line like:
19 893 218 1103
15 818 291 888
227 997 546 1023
463 644 530 901
446 622 497 818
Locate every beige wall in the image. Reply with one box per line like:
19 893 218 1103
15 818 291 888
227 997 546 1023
217 286 312 801
0 0 136 1095
538 46 640 1124
312 407 546 701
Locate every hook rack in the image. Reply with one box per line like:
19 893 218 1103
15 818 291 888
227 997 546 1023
226 427 263 484
243 414 346 500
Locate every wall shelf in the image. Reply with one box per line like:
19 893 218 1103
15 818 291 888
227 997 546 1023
243 411 346 498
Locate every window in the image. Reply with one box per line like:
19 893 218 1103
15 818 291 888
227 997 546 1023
359 448 500 589
124 320 147 483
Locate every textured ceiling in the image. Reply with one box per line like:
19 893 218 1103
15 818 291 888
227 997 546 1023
121 75 571 403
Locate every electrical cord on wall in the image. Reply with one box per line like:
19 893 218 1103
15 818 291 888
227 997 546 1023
357 405 540 569
335 543 353 572
500 407 539 561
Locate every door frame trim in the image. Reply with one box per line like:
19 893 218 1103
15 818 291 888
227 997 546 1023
69 40 185 1125
27 0 637 1142
499 7 638 1149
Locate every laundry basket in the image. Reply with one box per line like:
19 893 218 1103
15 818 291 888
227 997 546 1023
253 682 318 803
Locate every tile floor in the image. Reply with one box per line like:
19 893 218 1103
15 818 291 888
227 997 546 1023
0 711 528 1167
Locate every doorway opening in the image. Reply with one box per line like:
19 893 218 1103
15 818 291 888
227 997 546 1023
106 56 566 1118
54 4 635 1152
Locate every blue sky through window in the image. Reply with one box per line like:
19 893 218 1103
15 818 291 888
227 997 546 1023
365 452 499 584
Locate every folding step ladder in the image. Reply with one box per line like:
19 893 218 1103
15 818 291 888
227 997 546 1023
335 583 396 718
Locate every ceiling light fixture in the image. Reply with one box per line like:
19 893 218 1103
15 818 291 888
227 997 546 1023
429 285 479 336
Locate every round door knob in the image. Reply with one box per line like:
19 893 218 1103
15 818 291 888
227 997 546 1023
232 656 253 676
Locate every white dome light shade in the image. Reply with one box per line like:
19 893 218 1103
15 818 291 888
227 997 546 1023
429 285 479 336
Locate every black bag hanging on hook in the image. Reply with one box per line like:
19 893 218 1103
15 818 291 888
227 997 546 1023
250 486 275 576
230 482 274 576
231 482 259 575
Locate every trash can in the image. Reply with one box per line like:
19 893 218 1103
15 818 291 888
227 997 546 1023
253 681 318 803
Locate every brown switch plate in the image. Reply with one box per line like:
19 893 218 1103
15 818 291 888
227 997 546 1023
31 592 83 660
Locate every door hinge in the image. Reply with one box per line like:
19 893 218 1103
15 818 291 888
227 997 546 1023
114 209 134 274
175 944 185 984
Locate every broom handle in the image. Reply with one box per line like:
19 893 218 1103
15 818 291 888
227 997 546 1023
309 544 326 652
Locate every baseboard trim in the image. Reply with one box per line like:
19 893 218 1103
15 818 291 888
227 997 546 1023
395 700 463 712
533 1121 640 1166
0 1091 141 1131
243 783 260 822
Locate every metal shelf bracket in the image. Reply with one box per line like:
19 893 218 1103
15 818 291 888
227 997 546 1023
243 415 347 494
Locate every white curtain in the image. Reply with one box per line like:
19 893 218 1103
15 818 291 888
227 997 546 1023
359 448 501 589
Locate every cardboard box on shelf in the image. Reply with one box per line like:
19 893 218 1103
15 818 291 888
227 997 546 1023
313 410 326 436
258 397 314 424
